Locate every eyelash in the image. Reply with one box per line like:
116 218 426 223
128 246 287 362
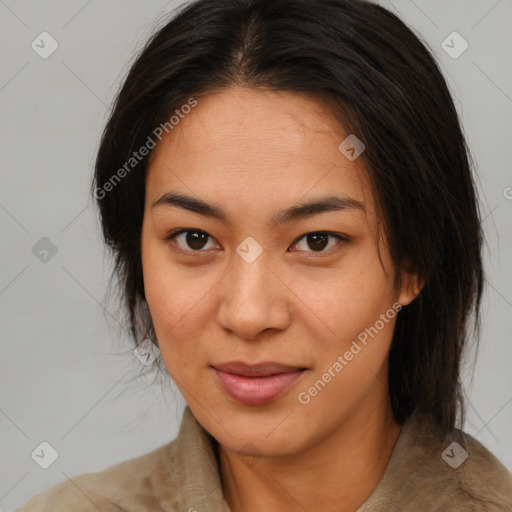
163 229 349 257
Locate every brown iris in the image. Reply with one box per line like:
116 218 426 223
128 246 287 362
184 230 209 250
305 233 329 251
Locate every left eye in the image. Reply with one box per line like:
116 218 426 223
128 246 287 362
290 232 345 253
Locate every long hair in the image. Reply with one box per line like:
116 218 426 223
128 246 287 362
92 0 484 434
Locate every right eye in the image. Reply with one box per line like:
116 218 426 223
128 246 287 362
165 229 220 254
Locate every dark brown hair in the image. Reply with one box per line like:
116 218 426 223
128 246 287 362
92 0 484 434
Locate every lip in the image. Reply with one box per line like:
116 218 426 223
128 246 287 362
212 361 306 405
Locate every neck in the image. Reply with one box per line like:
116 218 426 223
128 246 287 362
218 383 401 512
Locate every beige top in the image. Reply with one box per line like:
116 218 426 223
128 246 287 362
15 406 512 511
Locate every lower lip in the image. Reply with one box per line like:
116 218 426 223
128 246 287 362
213 368 305 405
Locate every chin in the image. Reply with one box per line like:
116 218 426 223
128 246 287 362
192 399 323 458
221 428 307 458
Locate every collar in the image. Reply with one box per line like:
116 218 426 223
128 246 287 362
170 406 511 511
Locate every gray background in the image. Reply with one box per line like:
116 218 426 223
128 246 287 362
1 0 511 509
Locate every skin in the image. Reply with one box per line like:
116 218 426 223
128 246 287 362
141 85 420 512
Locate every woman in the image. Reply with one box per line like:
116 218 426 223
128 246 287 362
16 0 512 510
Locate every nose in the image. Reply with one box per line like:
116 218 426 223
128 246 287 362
217 253 292 340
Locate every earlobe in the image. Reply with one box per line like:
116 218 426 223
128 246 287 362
397 264 424 307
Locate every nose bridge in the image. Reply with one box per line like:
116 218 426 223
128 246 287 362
217 247 290 338
231 234 275 298
232 251 271 301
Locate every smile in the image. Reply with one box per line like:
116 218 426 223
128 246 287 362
211 362 307 405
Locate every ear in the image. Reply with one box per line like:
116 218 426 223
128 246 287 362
397 261 424 307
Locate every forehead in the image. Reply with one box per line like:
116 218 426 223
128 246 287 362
146 86 374 218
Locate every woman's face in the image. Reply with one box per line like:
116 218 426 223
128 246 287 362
142 86 416 457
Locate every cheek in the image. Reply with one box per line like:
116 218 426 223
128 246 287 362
297 279 398 421
142 238 190 349
141 238 216 371
142 241 174 326
295 252 398 409
302 254 395 347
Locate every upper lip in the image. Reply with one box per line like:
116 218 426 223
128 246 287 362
212 361 306 377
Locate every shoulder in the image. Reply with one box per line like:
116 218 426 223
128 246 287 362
14 437 180 512
389 412 512 511
14 407 223 512
454 434 512 509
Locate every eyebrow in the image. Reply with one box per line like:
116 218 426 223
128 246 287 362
151 192 365 224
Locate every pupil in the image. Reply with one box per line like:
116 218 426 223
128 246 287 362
187 230 207 250
308 233 328 251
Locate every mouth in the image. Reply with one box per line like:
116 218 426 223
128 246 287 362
211 361 307 405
